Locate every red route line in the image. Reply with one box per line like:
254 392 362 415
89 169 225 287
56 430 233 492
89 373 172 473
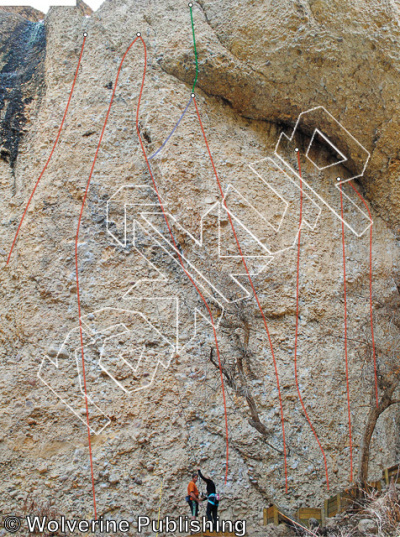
75 34 230 498
294 151 329 490
136 39 230 484
348 182 378 408
193 97 288 493
75 34 142 519
7 36 87 265
339 183 353 483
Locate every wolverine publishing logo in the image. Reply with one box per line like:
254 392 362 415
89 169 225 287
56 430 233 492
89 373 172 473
4 515 246 536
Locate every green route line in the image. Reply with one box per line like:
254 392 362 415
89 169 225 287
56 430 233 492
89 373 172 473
189 3 198 92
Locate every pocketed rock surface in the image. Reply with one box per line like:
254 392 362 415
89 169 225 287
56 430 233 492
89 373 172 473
1 1 400 535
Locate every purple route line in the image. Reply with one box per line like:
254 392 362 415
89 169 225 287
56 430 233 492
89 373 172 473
148 96 193 160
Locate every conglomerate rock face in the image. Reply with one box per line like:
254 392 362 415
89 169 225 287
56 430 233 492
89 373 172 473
163 0 400 235
1 0 400 534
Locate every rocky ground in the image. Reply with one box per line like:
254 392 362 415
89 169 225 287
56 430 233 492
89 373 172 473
1 1 400 535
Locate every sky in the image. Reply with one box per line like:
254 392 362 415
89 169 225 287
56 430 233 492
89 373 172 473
0 0 104 12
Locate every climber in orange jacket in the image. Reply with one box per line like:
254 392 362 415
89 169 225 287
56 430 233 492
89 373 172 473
186 473 202 520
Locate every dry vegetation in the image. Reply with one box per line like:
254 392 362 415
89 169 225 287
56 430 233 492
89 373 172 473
288 480 400 537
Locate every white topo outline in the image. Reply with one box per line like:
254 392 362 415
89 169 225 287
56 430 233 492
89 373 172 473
38 104 374 433
306 128 348 171
275 106 372 237
38 307 177 434
247 157 322 256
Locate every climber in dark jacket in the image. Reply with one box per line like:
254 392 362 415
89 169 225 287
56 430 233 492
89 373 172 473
198 469 219 527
